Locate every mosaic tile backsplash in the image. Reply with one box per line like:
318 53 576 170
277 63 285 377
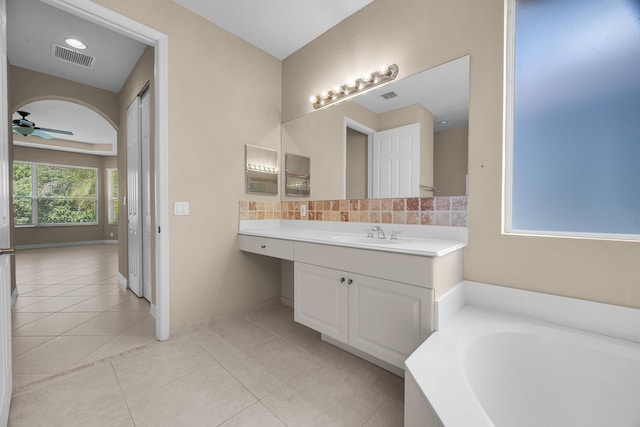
239 196 468 227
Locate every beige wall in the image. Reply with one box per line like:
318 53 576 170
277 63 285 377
117 46 154 291
282 0 640 309
94 0 283 328
13 146 117 245
9 67 120 246
434 126 468 196
9 66 119 127
345 127 367 199
378 103 434 195
282 99 377 200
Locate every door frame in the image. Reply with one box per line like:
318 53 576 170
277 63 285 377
42 0 170 340
343 117 376 199
1 0 12 421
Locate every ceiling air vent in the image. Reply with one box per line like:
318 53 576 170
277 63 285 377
51 44 95 69
380 91 398 100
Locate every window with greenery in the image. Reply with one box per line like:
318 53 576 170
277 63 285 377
107 168 118 224
507 0 640 238
13 162 98 226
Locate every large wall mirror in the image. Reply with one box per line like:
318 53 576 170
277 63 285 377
281 55 470 201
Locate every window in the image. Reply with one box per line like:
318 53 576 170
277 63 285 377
506 0 640 239
107 168 118 224
13 162 98 226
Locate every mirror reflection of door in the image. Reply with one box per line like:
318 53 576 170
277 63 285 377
346 122 421 199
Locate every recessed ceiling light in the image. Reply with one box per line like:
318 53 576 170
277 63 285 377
440 120 448 124
65 38 87 50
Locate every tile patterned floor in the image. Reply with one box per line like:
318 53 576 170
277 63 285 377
9 299 405 425
11 244 155 390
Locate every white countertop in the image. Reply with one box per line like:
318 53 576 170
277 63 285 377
238 220 467 257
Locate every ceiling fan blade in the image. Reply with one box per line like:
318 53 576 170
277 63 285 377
34 127 73 136
12 126 34 137
31 130 54 140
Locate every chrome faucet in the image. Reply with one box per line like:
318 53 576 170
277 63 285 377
370 225 386 239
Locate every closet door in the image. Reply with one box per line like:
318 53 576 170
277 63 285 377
140 90 152 301
126 97 142 297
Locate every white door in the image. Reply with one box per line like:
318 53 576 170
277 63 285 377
371 123 421 198
126 98 142 297
348 273 432 369
0 0 13 421
140 90 152 301
294 263 349 343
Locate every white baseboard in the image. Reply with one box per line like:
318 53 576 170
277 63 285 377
280 296 293 308
16 240 117 250
11 287 18 307
118 273 128 289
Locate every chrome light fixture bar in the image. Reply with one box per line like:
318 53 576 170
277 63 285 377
310 64 399 110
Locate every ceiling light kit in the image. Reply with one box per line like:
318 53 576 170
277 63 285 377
64 38 87 50
310 64 399 110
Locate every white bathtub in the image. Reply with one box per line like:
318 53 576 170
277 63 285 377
405 283 640 427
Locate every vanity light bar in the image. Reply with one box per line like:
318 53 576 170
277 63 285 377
310 64 399 110
247 164 278 174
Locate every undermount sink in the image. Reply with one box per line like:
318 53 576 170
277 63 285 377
330 235 400 245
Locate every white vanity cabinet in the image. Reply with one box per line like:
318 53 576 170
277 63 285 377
294 263 349 342
294 262 433 368
294 261 433 370
238 225 465 374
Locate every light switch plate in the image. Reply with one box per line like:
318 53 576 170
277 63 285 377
300 204 307 216
174 201 190 215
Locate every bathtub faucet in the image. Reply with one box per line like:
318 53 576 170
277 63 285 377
370 225 386 239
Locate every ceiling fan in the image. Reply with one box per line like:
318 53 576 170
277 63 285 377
12 110 74 140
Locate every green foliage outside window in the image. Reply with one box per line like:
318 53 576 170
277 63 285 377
13 162 33 225
13 162 98 225
108 169 118 224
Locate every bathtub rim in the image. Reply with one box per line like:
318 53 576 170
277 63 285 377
406 304 640 427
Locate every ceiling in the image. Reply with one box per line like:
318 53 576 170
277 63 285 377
7 0 147 155
6 0 466 156
172 0 374 60
7 0 147 93
13 101 117 156
354 56 470 132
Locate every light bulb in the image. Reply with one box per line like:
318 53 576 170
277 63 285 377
379 64 389 74
65 38 87 50
361 72 372 82
346 77 356 87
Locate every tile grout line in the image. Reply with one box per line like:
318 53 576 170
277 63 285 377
109 359 137 426
360 397 387 426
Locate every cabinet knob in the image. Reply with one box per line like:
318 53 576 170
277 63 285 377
340 277 346 283
348 279 353 285
260 245 266 248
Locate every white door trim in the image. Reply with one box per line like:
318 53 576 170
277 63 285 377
0 0 12 420
343 117 376 199
42 0 170 341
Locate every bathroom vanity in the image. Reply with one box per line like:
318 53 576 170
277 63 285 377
238 220 466 374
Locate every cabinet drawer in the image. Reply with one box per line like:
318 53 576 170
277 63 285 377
294 241 433 288
238 235 294 260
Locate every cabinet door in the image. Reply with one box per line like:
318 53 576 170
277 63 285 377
348 273 433 369
294 263 349 343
